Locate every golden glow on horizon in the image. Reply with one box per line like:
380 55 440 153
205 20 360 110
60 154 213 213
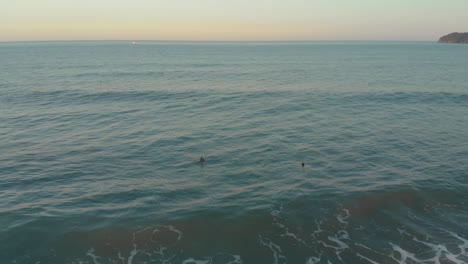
1 0 468 41
2 19 329 41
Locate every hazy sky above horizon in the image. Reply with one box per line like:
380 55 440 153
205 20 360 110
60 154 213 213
1 0 467 42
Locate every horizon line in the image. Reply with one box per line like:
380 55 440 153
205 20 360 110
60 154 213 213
0 39 436 44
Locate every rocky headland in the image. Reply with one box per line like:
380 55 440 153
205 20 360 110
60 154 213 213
438 32 468 44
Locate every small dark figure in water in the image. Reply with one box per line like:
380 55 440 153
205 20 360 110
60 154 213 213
200 156 205 163
302 160 304 167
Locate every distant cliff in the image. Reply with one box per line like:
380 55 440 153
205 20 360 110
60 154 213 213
438 32 468 44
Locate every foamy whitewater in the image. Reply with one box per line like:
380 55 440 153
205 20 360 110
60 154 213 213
0 41 467 263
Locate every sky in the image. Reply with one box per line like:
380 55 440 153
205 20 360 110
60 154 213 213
1 0 467 42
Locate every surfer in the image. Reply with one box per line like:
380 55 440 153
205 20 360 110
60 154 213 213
200 156 205 163
302 160 304 167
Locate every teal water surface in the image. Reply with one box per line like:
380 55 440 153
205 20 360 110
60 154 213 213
0 41 467 263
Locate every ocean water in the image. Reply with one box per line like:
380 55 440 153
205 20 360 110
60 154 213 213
0 41 467 264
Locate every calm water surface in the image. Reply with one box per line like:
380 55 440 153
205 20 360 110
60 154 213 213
0 41 467 263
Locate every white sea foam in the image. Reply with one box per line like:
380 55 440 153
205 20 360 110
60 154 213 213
148 225 183 245
182 257 212 264
168 225 183 241
271 204 308 247
270 203 284 218
319 235 349 262
85 248 101 264
160 254 176 264
327 236 349 250
397 228 411 237
117 251 126 263
258 236 286 264
275 221 308 246
337 209 350 225
311 220 323 239
151 244 177 263
387 227 468 264
445 230 468 256
127 244 138 264
389 243 421 263
356 253 380 264
356 243 388 258
305 255 321 264
226 254 242 264
413 231 468 264
355 225 365 230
